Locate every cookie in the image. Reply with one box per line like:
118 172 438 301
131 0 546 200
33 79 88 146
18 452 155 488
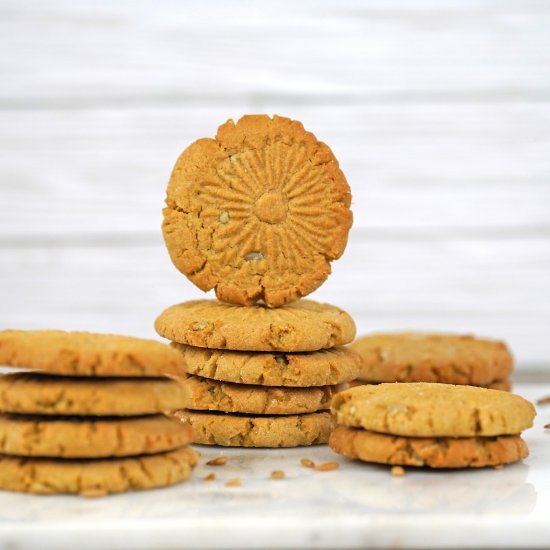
0 330 186 377
352 333 513 386
180 374 342 415
0 446 199 496
176 410 333 447
162 114 353 307
329 426 528 469
0 372 185 416
155 299 356 352
333 426 529 468
176 344 360 386
487 378 512 392
350 377 512 392
332 383 535 437
0 414 192 458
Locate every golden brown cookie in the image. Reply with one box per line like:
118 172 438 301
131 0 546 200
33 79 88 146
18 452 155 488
180 374 341 415
0 373 185 416
329 426 528 469
0 414 192 458
162 114 353 307
332 383 535 437
352 333 513 386
176 410 333 447
487 378 512 391
350 377 512 392
0 446 199 496
176 344 360 386
155 299 355 352
0 330 186 377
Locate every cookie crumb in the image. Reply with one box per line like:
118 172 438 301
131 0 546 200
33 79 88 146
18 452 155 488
271 470 285 480
493 464 504 470
206 456 227 466
225 478 241 487
391 466 406 477
314 462 339 471
545 423 549 429
300 458 315 468
537 396 550 405
203 473 216 481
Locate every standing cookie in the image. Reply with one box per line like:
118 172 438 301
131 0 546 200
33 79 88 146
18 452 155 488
162 114 352 307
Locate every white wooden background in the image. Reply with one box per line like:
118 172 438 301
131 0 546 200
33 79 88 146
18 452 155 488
1 0 549 374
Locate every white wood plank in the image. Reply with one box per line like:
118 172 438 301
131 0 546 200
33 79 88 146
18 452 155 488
1 104 549 239
1 0 549 104
1 239 549 367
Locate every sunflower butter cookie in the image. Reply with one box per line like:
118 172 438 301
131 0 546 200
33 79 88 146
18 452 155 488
0 329 186 377
177 410 333 447
332 383 535 437
0 447 199 496
0 372 186 416
179 374 342 415
0 414 192 458
175 344 360 386
162 114 352 307
155 299 355 352
352 332 513 387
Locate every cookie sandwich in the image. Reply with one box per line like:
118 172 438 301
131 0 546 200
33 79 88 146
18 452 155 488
330 382 536 469
0 329 197 496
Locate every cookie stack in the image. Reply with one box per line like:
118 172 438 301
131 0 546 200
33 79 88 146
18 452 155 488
0 330 197 496
155 300 359 447
156 114 358 447
330 383 536 469
352 333 513 391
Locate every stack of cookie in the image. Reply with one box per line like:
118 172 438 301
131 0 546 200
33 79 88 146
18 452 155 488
351 333 513 391
156 114 358 447
155 300 359 447
0 330 197 496
330 383 536 469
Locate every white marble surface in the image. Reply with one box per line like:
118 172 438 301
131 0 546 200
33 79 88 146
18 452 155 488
0 383 548 550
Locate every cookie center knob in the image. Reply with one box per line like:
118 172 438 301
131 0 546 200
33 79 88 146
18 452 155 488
255 191 287 224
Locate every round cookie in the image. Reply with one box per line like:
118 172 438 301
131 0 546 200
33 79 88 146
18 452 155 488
0 373 186 416
332 383 535 437
176 344 360 386
0 414 192 458
329 426 528 469
155 299 356 352
352 333 513 386
0 330 186 377
176 410 333 447
162 114 353 307
0 446 199 496
180 374 342 415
